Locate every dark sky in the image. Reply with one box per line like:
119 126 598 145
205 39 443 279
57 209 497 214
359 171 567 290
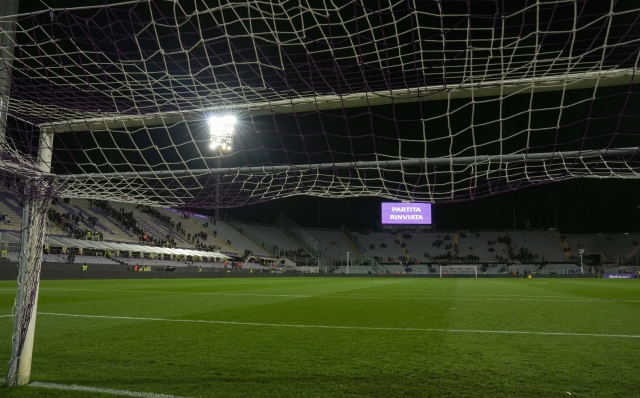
222 178 640 233
16 0 640 232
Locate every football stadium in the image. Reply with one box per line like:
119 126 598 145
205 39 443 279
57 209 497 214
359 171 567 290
0 0 638 397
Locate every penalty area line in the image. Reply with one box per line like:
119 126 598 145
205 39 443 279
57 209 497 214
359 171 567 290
39 312 640 339
29 381 192 398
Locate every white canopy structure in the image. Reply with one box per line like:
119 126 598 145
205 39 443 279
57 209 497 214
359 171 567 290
0 232 232 260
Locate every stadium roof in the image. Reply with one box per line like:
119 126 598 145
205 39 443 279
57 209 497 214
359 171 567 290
0 232 231 259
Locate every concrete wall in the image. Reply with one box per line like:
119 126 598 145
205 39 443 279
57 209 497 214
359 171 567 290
0 262 602 281
0 262 283 280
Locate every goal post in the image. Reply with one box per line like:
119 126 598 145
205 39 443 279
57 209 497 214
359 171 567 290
440 265 478 278
6 196 50 386
5 131 54 386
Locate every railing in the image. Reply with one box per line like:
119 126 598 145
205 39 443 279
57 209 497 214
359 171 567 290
368 256 386 274
618 255 639 266
278 213 328 265
222 213 277 256
341 225 387 274
341 225 366 257
73 205 116 236
89 207 135 237
281 256 320 267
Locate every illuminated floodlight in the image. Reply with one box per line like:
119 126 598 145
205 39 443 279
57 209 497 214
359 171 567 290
208 115 236 151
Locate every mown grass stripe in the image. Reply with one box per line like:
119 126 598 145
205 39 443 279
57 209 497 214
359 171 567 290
23 287 640 303
39 312 640 339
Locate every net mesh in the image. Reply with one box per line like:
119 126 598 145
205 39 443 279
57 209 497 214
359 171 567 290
0 0 638 207
6 195 50 385
440 265 477 277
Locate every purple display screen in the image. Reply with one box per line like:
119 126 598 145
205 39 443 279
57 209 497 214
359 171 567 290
381 203 432 225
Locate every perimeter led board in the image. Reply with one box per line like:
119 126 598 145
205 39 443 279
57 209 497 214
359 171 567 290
381 203 432 225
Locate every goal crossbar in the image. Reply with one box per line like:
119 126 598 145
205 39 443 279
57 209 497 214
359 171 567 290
40 68 638 134
55 147 639 181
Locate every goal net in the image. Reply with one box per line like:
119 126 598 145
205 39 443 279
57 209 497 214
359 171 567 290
0 0 636 208
440 266 478 278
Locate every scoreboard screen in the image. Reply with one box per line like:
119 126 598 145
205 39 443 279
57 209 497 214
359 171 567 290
381 203 432 225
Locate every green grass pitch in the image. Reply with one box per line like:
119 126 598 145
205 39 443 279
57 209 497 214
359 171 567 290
0 277 638 397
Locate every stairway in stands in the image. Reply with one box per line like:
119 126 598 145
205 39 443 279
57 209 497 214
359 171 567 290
341 225 387 273
134 216 191 247
187 218 239 253
340 227 363 260
87 205 135 238
629 243 640 258
57 202 96 232
71 204 116 235
555 231 572 259
0 193 22 218
395 233 409 258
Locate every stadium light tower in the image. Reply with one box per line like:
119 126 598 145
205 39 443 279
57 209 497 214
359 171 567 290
579 249 584 274
208 115 236 151
208 115 236 218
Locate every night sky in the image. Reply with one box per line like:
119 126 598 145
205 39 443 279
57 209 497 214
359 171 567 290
18 0 640 233
222 178 640 233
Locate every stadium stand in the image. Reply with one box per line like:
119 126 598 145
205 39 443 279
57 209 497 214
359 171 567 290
455 231 505 261
84 201 136 239
50 200 135 242
0 192 23 231
232 221 304 256
117 202 193 246
0 190 637 271
400 232 457 260
355 230 568 264
508 231 566 262
303 229 356 259
134 206 239 253
356 232 406 261
191 217 270 256
564 234 640 262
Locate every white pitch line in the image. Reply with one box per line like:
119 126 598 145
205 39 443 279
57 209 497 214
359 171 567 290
29 381 191 398
39 312 640 339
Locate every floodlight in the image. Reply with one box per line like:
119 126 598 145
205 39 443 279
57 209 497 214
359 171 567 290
208 115 236 151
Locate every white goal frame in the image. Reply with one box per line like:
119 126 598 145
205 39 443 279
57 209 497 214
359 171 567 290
439 265 478 278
